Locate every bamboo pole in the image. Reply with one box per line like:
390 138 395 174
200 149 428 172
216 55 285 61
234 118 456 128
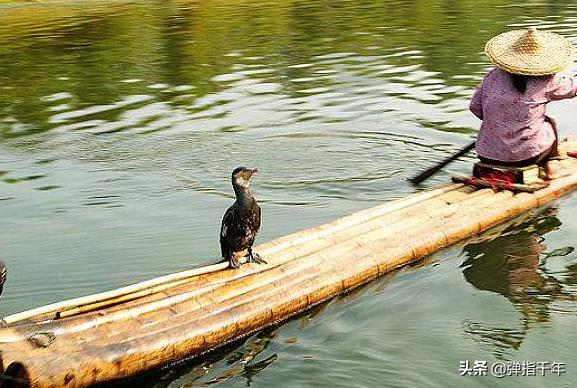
1 262 230 326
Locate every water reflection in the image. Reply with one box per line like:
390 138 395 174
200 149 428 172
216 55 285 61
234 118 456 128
0 0 513 140
460 208 577 359
3 0 577 142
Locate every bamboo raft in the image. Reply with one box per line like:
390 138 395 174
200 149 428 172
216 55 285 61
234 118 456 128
1 141 577 388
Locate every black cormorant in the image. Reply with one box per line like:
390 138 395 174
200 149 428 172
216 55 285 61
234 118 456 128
220 167 266 268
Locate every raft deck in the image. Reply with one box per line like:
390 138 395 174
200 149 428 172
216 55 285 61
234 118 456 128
1 141 577 388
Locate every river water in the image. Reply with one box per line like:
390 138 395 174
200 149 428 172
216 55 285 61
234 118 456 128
1 0 577 387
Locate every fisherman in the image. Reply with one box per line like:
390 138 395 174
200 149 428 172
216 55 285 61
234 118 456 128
470 27 577 179
220 167 266 269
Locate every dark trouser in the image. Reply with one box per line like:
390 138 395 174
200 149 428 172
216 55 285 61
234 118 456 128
479 116 559 168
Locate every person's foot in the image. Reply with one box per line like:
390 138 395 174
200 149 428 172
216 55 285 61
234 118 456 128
542 160 570 180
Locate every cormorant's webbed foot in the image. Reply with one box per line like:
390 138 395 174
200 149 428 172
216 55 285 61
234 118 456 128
229 256 242 269
248 248 267 265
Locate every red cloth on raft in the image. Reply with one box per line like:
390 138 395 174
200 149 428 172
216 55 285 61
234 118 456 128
475 169 517 184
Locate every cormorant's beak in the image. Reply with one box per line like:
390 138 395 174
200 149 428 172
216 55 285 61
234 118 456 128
249 168 259 175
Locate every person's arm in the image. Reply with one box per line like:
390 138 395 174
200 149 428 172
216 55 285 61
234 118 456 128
546 74 577 101
469 82 483 119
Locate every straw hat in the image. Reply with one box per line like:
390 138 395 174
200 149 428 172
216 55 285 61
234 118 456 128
485 27 574 76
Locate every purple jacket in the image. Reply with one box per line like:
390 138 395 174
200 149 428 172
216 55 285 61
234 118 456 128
470 68 577 162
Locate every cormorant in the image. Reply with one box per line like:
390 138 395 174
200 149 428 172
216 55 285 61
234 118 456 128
220 167 266 268
0 260 6 297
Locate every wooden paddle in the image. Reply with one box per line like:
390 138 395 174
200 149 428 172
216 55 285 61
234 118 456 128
409 141 476 184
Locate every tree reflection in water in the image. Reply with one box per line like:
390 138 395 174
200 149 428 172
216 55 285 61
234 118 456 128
460 207 576 359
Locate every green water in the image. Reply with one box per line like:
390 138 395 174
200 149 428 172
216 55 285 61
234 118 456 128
1 0 577 386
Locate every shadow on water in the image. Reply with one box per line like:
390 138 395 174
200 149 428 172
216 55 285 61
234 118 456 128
460 207 577 360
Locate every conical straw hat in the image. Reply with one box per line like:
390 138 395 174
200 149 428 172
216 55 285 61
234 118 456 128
485 27 574 76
